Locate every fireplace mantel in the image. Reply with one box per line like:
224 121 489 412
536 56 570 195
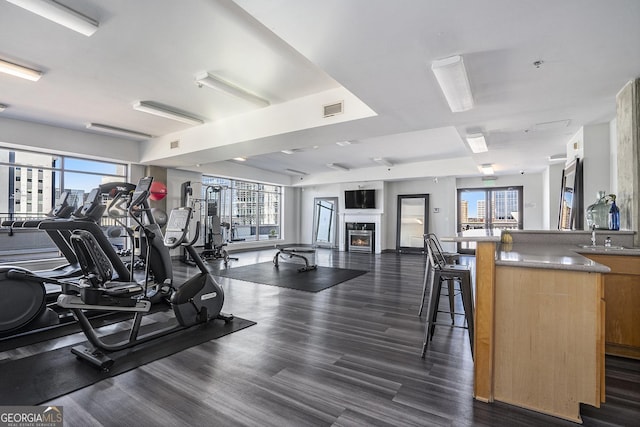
340 212 382 254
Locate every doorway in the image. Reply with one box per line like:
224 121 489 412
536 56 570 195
312 197 338 248
396 194 429 253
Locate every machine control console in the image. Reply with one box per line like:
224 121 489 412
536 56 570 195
164 207 192 249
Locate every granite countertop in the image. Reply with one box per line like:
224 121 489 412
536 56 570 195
496 243 640 272
440 235 501 243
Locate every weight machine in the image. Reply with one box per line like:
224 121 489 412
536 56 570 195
180 182 237 267
201 185 237 266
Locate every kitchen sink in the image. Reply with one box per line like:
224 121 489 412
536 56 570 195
577 244 626 250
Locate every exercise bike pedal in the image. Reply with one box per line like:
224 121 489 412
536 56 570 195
71 345 114 372
218 312 234 324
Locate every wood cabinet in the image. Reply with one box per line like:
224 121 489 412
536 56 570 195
583 254 640 359
473 241 605 423
491 266 604 423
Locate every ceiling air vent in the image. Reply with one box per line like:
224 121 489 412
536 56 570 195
170 140 180 149
323 101 343 118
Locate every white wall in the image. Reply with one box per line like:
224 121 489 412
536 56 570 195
300 182 343 244
385 177 457 251
582 123 612 214
566 122 616 229
299 173 546 251
543 162 565 229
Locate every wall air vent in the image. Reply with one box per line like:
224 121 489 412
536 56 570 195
170 140 180 149
323 101 344 118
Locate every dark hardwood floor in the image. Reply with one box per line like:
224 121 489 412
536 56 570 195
3 249 639 426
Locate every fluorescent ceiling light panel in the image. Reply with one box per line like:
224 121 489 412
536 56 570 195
6 0 99 36
86 123 152 140
233 157 247 162
0 103 7 112
194 72 269 107
285 168 308 175
466 134 488 153
480 164 494 175
0 58 42 81
372 157 393 167
431 55 474 112
133 101 203 125
533 119 570 132
336 141 352 146
326 163 349 171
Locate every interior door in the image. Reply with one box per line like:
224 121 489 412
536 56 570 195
396 194 429 253
312 197 338 248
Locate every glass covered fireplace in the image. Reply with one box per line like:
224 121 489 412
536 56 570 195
348 229 374 253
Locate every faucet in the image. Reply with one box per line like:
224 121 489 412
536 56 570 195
591 225 597 246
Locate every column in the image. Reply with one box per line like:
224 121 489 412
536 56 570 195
616 79 640 244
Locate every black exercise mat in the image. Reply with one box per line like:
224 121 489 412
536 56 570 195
215 262 368 292
0 316 255 405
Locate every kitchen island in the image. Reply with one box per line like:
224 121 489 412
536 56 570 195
443 231 639 423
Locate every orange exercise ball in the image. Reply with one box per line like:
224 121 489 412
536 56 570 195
149 181 167 201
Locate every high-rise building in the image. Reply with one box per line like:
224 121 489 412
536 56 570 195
477 200 486 220
460 200 469 223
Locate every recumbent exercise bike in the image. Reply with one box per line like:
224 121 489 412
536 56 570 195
56 177 232 370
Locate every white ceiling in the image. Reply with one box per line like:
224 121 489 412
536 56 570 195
1 0 639 185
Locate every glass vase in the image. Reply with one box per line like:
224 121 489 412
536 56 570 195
586 191 610 229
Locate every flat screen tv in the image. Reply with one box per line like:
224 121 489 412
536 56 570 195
345 189 376 209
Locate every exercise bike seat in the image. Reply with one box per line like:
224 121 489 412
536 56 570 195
69 230 143 307
70 230 114 286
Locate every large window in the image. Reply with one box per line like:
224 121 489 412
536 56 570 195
0 147 127 224
457 186 523 252
202 175 282 242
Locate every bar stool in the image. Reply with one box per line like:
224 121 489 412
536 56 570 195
421 234 474 358
418 233 460 317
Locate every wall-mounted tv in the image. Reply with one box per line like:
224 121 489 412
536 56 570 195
345 189 376 209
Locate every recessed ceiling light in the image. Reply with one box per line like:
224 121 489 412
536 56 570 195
233 157 247 162
480 164 494 175
326 163 349 171
372 157 393 167
336 141 352 147
466 134 488 153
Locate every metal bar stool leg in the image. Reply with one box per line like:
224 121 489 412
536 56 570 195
418 257 433 316
459 273 475 356
421 269 442 358
447 280 455 324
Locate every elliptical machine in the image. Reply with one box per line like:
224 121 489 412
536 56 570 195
56 177 232 370
0 184 134 337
